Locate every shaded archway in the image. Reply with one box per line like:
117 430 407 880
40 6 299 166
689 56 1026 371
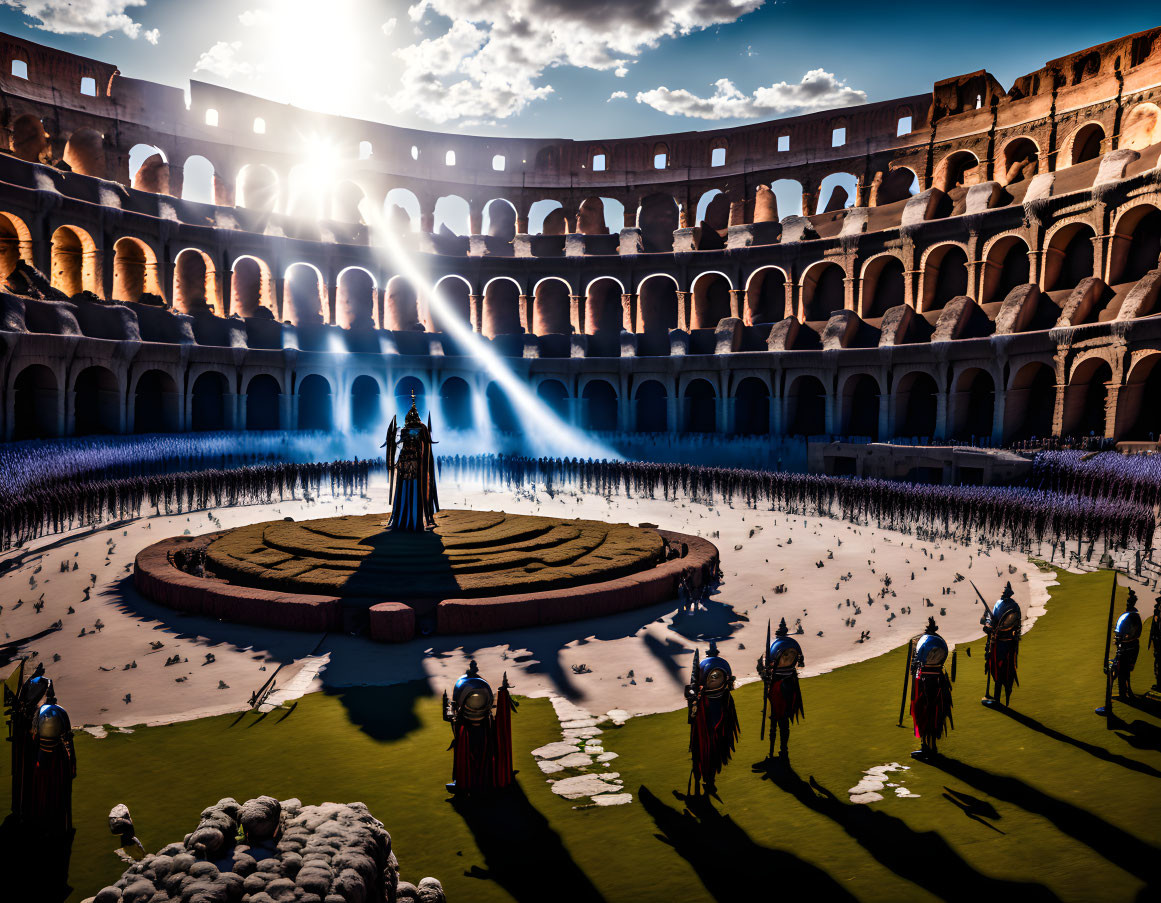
801 262 845 321
385 188 420 233
932 150 979 193
733 377 770 435
190 371 227 431
486 381 520 433
245 374 281 430
533 279 572 335
817 172 857 213
337 268 377 330
1120 103 1161 151
1043 223 1095 291
585 278 624 334
133 370 180 433
431 275 472 333
50 225 98 297
1063 358 1112 438
9 113 49 164
182 155 215 205
684 379 717 433
1068 123 1104 166
113 237 161 303
786 375 826 436
0 212 33 280
434 195 470 235
895 371 938 440
745 267 786 325
536 380 569 422
237 164 279 213
922 245 968 312
635 380 667 432
582 380 618 431
285 263 326 326
13 365 58 439
383 275 419 332
691 272 731 329
297 374 333 431
1109 205 1161 286
1118 355 1161 440
393 376 426 420
638 275 678 334
860 256 904 318
1004 363 1056 442
173 248 217 314
63 128 105 178
841 374 880 440
350 375 382 432
129 144 168 194
482 278 522 337
999 137 1038 185
876 167 918 205
440 377 473 431
637 194 679 253
950 369 995 441
981 236 1031 303
482 199 517 241
231 256 276 318
73 365 120 435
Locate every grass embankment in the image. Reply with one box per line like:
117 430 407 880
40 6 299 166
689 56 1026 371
206 509 664 598
3 568 1158 902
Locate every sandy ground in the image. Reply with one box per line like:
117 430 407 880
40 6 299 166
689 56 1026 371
0 475 1058 732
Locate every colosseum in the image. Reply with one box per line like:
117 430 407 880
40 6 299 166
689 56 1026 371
1 26 1160 447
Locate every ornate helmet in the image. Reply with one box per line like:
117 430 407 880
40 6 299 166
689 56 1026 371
914 617 948 669
453 661 494 722
1115 610 1143 644
34 689 71 740
404 401 423 428
769 618 803 671
698 641 732 696
991 583 1021 636
18 672 52 717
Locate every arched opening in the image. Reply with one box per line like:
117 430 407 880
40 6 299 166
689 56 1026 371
431 276 472 333
695 190 729 232
331 180 365 224
841 374 880 440
1043 223 1095 291
981 236 1031 303
0 212 32 279
950 369 995 441
482 278 522 337
817 172 857 214
297 374 333 431
237 163 279 213
73 366 120 435
576 197 611 235
922 245 968 312
383 275 419 331
486 381 520 433
1109 205 1161 286
801 262 845 321
876 167 918 206
182 155 215 205
533 279 572 335
134 370 180 433
637 194 679 253
285 263 326 326
585 278 624 334
1004 363 1056 442
999 137 1039 185
1118 355 1161 440
528 199 565 236
9 113 49 164
536 380 569 422
440 377 473 431
684 379 717 433
50 225 98 297
245 375 281 430
13 365 58 439
691 272 732 329
786 375 826 436
1063 358 1112 438
231 256 276 318
384 188 420 233
1069 123 1104 166
638 275 678 336
771 179 803 218
745 268 786 325
393 376 426 420
635 381 667 432
172 248 217 314
932 150 979 194
129 144 168 194
63 128 105 178
733 377 770 435
860 257 905 318
350 375 382 432
336 268 377 330
434 195 470 236
1120 103 1161 152
190 371 227 431
112 237 161 303
895 371 938 440
582 380 618 431
482 199 517 241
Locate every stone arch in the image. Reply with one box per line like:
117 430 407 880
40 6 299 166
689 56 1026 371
237 163 279 213
297 373 334 431
231 255 276 318
690 271 732 329
637 273 679 334
63 127 105 178
434 195 470 235
440 376 473 431
949 368 995 441
771 179 803 217
113 237 161 303
894 370 938 440
129 144 169 194
585 277 624 335
980 234 1031 303
431 275 472 333
1120 102 1161 151
350 374 382 432
932 149 979 193
9 112 49 164
482 198 517 241
331 180 366 224
284 262 326 326
1109 203 1161 286
1004 361 1056 442
190 371 228 431
1062 356 1112 438
998 136 1039 186
133 369 180 433
394 375 430 418
529 199 565 236
840 373 881 439
383 274 420 332
385 188 420 233
338 267 377 330
50 225 99 297
576 197 612 235
817 172 857 214
72 365 120 435
0 211 33 280
1064 122 1104 166
172 248 218 314
182 155 215 205
635 380 668 432
786 374 826 436
695 189 728 229
876 167 918 206
536 379 569 421
12 364 59 439
920 243 968 312
733 377 770 435
745 266 787 325
532 277 572 335
683 378 717 433
1043 221 1095 291
245 373 282 430
581 379 618 431
859 255 905 318
637 193 679 253
800 261 846 321
1117 353 1161 440
482 276 522 337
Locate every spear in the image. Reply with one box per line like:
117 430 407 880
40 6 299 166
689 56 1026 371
898 636 915 728
759 620 770 741
969 580 993 699
1096 571 1118 719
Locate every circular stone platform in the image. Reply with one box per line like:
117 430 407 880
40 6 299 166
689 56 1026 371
134 510 718 642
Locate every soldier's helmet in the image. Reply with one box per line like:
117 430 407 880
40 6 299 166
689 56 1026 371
991 595 1021 636
34 700 71 740
453 672 494 722
1115 609 1143 644
17 674 52 716
914 631 949 669
769 635 804 671
699 643 732 696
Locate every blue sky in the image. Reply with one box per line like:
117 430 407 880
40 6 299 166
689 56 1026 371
0 1 1155 138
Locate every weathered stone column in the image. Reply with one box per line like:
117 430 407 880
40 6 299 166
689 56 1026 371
675 291 690 332
518 294 531 335
621 293 636 332
279 393 296 431
469 294 483 333
570 295 584 335
729 288 744 321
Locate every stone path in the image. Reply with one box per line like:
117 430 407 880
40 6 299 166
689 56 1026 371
531 696 633 807
848 762 921 803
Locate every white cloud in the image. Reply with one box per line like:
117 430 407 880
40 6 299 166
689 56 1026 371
143 27 159 44
382 17 397 36
238 8 272 27
387 0 766 122
615 65 629 78
636 70 867 120
194 41 258 79
2 0 157 39
608 91 628 101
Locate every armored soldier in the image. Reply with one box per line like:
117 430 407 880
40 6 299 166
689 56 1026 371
1149 593 1160 692
383 394 439 532
4 661 51 821
758 618 804 762
981 582 1021 707
909 617 954 759
685 641 739 794
27 686 76 833
1107 589 1143 700
443 661 517 795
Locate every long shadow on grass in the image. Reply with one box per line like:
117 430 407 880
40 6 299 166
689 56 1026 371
927 755 1160 886
321 681 434 742
990 705 1161 779
756 760 1059 902
638 786 855 901
452 784 605 903
0 815 73 902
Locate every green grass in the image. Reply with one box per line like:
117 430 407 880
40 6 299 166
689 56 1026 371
3 569 1159 902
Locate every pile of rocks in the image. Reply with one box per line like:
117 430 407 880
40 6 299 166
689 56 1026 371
85 795 446 903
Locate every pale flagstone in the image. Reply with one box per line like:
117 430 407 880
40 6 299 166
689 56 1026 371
555 752 595 768
606 710 630 725
562 728 602 739
550 773 623 800
849 762 916 802
561 718 599 729
596 751 619 762
850 792 884 804
538 760 565 774
531 740 581 759
590 792 633 806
